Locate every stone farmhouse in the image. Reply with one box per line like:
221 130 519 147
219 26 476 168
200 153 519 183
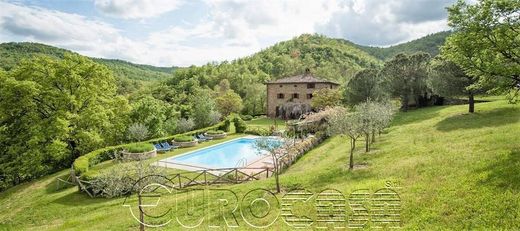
266 72 339 118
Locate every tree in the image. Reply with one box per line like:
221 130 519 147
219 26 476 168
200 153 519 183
129 96 178 138
176 118 195 133
381 53 431 111
428 58 480 113
242 83 266 115
127 123 149 142
190 89 218 128
327 107 363 170
345 68 387 105
0 53 129 188
216 90 243 116
215 79 231 94
254 137 285 193
311 88 342 110
354 100 396 152
443 0 520 100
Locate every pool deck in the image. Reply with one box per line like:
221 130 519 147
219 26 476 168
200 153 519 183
152 135 276 175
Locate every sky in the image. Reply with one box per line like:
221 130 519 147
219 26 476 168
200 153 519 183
0 0 457 67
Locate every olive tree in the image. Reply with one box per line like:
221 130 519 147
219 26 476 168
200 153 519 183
327 107 363 170
127 123 149 142
254 137 285 193
354 101 396 152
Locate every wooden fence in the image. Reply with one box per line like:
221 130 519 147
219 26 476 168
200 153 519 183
67 166 275 198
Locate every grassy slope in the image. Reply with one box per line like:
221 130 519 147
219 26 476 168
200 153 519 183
244 117 286 129
1 99 519 230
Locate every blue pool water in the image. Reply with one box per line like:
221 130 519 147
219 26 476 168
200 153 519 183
163 138 270 169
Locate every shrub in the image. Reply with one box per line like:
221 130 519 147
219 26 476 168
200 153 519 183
233 117 247 133
73 146 123 175
245 127 270 136
127 123 149 141
173 135 195 142
176 118 195 133
206 130 225 135
208 111 222 125
85 162 167 198
218 118 231 132
124 143 154 153
240 114 253 121
163 118 178 135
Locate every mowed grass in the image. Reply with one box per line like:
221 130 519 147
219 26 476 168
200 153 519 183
246 117 286 129
1 99 519 230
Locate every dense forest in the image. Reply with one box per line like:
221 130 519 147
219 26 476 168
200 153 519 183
0 42 176 94
353 31 451 60
0 32 451 190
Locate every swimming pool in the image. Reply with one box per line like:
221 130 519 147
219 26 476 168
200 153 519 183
161 137 272 169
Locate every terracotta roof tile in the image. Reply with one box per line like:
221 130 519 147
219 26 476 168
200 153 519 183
266 74 339 85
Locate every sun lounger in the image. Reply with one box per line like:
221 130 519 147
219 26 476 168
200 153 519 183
161 142 176 150
198 134 212 140
194 135 207 142
154 143 169 153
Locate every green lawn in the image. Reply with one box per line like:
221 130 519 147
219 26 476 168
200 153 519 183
1 99 519 230
245 117 286 129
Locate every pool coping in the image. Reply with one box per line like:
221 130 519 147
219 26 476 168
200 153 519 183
154 135 275 171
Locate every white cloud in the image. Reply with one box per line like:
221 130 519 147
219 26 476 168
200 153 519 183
317 0 454 46
0 0 456 67
206 0 343 43
94 0 183 19
0 2 147 63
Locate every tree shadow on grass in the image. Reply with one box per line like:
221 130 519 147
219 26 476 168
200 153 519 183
45 172 76 194
478 148 520 191
435 107 520 132
390 106 444 127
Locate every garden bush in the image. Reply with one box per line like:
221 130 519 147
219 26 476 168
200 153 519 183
240 114 253 121
173 135 195 142
218 118 231 132
73 146 124 175
206 130 225 135
233 117 247 133
245 127 270 136
124 143 155 153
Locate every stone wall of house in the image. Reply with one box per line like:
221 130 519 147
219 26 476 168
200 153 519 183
266 82 338 117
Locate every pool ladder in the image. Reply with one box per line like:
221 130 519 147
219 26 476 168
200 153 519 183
235 158 247 168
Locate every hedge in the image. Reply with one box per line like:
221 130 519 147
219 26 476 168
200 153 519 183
125 143 155 153
173 135 194 142
244 127 270 136
72 121 226 176
206 130 224 135
233 117 247 133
